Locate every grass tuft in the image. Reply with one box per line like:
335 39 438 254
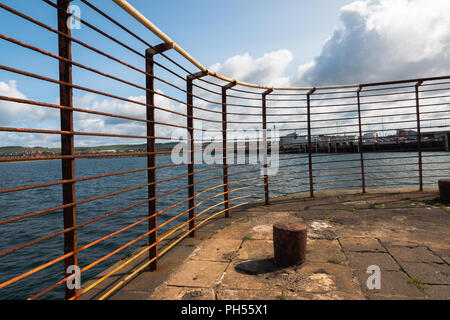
408 277 428 290
242 234 253 241
276 294 286 300
337 196 349 203
327 257 342 265
420 197 441 205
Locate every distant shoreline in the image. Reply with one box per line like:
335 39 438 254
1 149 449 164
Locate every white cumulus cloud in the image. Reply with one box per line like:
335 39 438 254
0 80 57 126
210 49 293 87
0 80 28 125
295 0 450 86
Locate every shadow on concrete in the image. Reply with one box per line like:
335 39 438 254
235 258 284 275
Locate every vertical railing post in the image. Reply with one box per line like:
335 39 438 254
415 81 424 191
222 81 237 217
57 0 77 300
307 88 316 198
186 71 207 237
262 89 273 205
357 86 366 193
187 78 194 237
145 43 170 271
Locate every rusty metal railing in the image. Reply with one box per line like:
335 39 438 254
0 0 449 300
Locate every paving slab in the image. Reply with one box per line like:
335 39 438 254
166 260 229 288
248 211 299 221
217 288 282 300
288 262 360 295
109 290 153 300
250 224 273 240
210 223 253 240
193 231 215 240
339 237 386 252
431 248 450 265
189 239 242 262
400 262 450 285
264 201 304 212
118 270 164 293
221 260 280 291
310 291 366 300
300 263 361 296
152 286 215 300
387 246 443 263
306 220 337 240
383 240 421 247
258 262 362 297
285 290 366 300
236 240 273 260
116 241 203 295
367 294 426 300
347 252 400 271
355 270 425 298
424 285 450 300
306 239 346 263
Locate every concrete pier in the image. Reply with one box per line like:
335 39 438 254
82 188 450 300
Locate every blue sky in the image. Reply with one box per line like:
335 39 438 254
1 0 449 147
126 0 353 73
0 0 352 100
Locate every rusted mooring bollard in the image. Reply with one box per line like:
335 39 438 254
273 223 307 267
438 179 450 204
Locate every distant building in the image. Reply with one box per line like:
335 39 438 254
293 136 309 145
422 130 450 139
363 132 378 142
98 150 117 153
280 132 298 145
363 132 378 139
341 135 359 143
397 129 416 137
396 129 450 139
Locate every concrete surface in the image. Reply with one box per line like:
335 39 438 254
83 188 450 300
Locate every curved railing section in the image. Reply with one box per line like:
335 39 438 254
0 0 449 300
